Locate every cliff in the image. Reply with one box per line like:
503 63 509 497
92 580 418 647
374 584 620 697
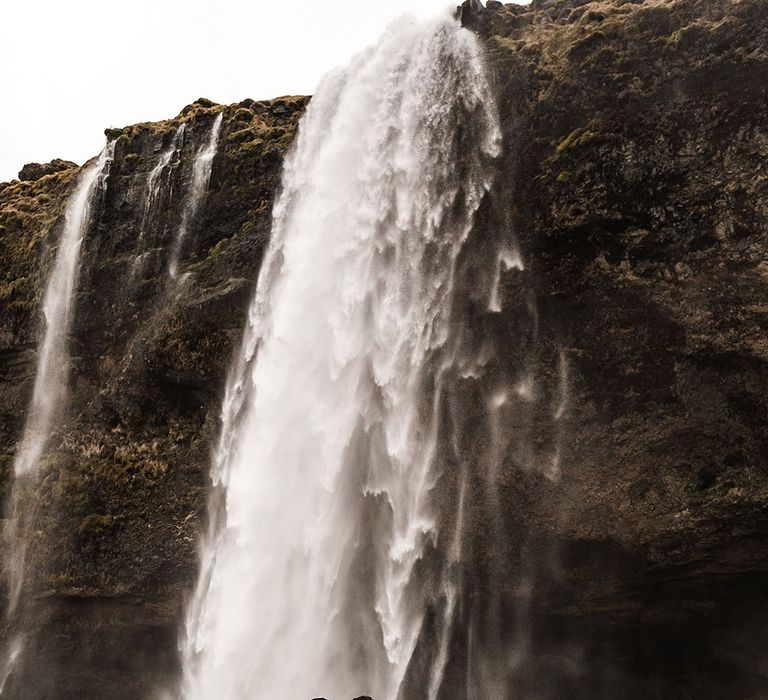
0 0 766 697
477 1 768 697
0 96 307 698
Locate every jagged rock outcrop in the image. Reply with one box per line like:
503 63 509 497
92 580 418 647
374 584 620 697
0 0 766 697
17 159 78 183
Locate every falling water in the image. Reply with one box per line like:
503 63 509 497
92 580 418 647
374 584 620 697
1 141 115 689
12 141 115 479
181 13 501 700
143 124 187 238
168 112 223 278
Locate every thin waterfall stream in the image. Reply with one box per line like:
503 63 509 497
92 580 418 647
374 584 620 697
181 13 512 700
11 142 115 481
1 109 228 697
168 112 223 279
1 142 115 692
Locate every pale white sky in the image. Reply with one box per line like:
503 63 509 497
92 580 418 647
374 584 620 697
1 0 532 183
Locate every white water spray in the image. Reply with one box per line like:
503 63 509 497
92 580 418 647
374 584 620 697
182 14 500 700
169 112 223 278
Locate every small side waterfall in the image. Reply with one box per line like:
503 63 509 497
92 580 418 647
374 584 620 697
143 124 187 240
1 141 115 691
181 14 503 700
169 112 223 278
12 142 115 479
131 123 186 279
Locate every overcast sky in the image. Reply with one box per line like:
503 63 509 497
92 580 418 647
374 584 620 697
0 0 528 183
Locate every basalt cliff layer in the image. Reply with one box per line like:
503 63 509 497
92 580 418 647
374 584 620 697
0 0 766 697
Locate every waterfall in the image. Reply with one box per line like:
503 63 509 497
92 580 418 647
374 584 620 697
181 13 501 700
1 141 115 690
168 112 223 278
147 124 187 213
142 124 187 240
131 123 186 279
12 141 115 479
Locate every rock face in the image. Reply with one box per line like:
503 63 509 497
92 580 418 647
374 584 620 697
473 0 768 697
0 0 766 697
0 96 307 699
17 159 79 183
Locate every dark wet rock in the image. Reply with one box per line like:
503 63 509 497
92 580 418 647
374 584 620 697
458 0 488 30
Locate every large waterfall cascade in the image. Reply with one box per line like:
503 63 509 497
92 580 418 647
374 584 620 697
1 141 116 692
177 12 554 700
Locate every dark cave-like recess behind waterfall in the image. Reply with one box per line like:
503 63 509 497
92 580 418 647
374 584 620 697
0 0 767 698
